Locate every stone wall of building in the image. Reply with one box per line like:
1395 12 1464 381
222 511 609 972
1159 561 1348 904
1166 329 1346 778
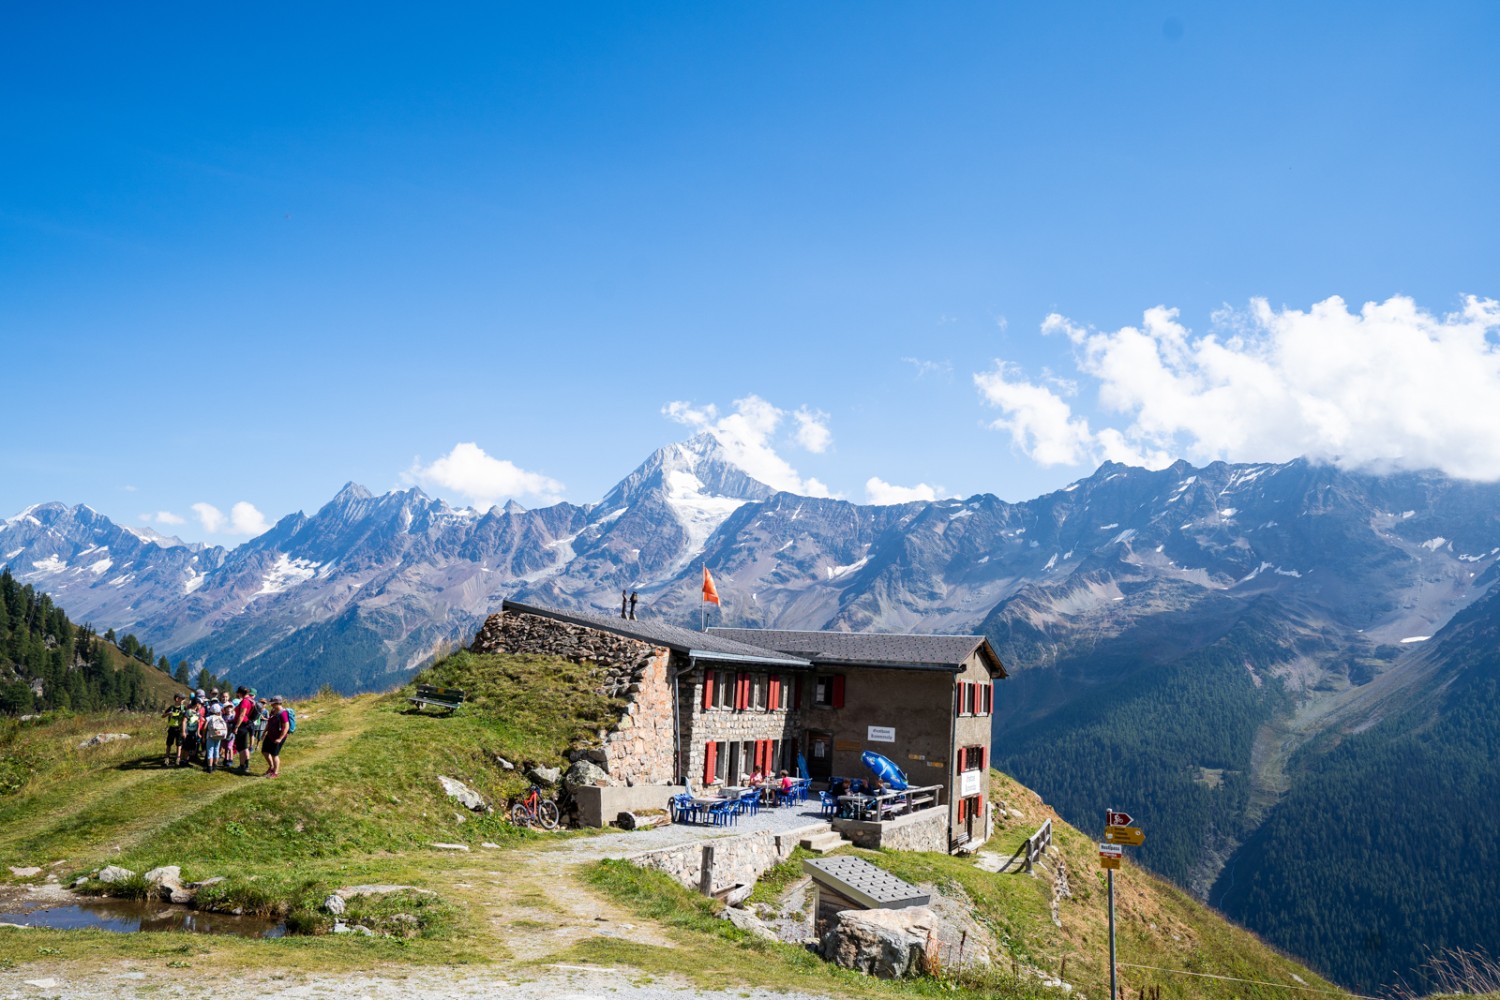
470 611 678 785
680 668 802 785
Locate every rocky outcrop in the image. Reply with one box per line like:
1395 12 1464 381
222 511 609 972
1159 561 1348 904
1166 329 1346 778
96 865 135 884
822 906 934 978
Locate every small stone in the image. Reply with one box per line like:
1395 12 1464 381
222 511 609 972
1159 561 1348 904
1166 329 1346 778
97 865 136 884
324 894 346 915
429 843 470 851
8 866 41 877
480 842 502 849
527 765 561 786
495 756 515 770
77 733 132 749
24 979 59 989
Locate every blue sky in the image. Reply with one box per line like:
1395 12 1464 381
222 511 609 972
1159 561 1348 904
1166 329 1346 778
5 3 1499 543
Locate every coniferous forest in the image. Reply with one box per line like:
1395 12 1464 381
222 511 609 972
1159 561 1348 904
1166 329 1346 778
0 567 185 715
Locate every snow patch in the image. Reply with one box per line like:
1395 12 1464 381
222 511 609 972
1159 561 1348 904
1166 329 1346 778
826 556 869 580
1420 537 1448 551
5 548 21 560
1218 508 1237 518
254 554 321 598
88 557 113 576
1400 635 1431 644
183 571 206 594
1043 552 1058 571
30 555 65 574
1110 528 1137 545
949 508 973 520
1401 510 1415 519
1099 523 1119 531
663 469 749 560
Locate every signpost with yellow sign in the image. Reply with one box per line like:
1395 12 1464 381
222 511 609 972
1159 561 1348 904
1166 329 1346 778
1102 808 1144 1000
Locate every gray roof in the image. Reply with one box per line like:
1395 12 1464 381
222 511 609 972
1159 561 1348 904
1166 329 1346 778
709 627 1006 677
501 600 811 667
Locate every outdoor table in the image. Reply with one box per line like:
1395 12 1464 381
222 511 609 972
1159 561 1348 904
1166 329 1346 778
838 794 875 820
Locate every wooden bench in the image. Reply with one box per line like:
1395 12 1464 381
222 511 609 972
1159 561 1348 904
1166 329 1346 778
409 684 466 713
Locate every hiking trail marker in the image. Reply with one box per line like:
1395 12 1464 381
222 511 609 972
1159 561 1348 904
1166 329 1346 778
1102 806 1144 1000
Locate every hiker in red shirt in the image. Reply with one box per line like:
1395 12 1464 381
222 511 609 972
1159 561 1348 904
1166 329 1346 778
262 696 291 778
231 686 259 774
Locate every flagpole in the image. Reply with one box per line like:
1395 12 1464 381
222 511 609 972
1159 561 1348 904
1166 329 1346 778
701 562 706 632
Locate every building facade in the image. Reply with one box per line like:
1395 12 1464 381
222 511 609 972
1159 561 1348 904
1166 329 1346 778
476 601 1005 852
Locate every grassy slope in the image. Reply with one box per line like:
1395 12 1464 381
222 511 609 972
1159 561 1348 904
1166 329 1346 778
582 769 1350 999
0 648 1383 998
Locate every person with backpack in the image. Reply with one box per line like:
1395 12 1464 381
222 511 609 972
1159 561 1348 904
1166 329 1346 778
262 695 293 778
180 695 205 766
231 686 260 774
163 693 187 767
203 705 229 773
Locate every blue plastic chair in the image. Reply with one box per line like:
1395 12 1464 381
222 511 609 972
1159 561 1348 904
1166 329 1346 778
708 800 737 826
670 794 700 825
739 790 761 817
818 790 838 818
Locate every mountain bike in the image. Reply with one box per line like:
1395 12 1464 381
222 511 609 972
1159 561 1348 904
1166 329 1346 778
510 785 560 829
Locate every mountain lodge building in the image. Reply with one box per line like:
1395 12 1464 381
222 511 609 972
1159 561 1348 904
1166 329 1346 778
474 599 1006 851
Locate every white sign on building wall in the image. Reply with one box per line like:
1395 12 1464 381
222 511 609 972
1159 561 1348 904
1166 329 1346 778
960 770 982 797
867 726 896 743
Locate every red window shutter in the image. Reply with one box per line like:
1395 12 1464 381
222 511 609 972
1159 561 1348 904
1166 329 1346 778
794 675 803 708
702 670 715 710
831 674 845 709
958 746 968 771
958 798 967 822
767 676 780 711
970 682 980 715
979 746 987 770
956 683 963 716
703 742 717 784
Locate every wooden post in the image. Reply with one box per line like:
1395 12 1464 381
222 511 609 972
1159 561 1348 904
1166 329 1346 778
699 844 716 896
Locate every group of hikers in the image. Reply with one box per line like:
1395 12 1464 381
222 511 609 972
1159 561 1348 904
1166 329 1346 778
162 687 294 777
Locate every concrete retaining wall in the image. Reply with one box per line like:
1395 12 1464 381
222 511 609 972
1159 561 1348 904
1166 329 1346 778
574 783 687 828
832 807 949 853
630 823 827 896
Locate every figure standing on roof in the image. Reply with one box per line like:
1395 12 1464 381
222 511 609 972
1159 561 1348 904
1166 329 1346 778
620 590 628 619
629 591 638 620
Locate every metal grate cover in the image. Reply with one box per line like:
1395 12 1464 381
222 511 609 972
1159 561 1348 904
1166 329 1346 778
801 856 930 909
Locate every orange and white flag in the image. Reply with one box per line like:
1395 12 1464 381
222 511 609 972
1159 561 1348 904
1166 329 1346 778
702 566 721 605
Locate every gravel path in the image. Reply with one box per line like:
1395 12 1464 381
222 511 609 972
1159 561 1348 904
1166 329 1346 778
2 964 839 999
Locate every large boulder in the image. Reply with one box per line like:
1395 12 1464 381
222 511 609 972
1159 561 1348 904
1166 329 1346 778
821 906 936 979
97 865 136 885
437 776 486 811
143 865 192 903
563 759 612 791
527 765 561 786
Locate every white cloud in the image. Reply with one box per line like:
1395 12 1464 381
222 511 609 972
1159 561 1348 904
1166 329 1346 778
865 477 941 504
190 501 272 536
122 484 138 493
408 442 564 510
793 408 833 454
977 294 1500 479
229 502 271 536
663 395 836 497
145 510 185 526
191 502 225 533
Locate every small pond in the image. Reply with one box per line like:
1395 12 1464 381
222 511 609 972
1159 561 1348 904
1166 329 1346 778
0 897 285 938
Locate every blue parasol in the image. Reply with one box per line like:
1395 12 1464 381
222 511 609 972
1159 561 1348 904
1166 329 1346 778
860 750 909 790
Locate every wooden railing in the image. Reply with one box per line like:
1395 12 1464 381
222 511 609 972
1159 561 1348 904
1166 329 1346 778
999 817 1053 874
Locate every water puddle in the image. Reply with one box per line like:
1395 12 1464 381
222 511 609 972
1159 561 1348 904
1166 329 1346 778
0 897 285 937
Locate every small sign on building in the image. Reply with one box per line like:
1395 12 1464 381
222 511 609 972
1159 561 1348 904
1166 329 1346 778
960 770 982 797
867 725 896 743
